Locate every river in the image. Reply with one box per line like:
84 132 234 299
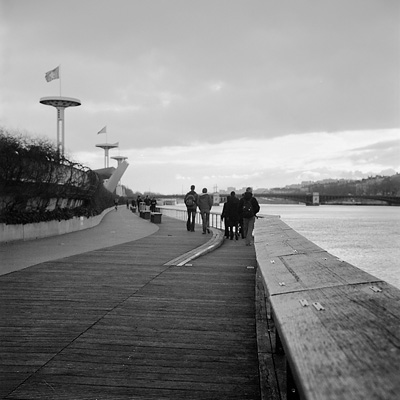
192 203 400 290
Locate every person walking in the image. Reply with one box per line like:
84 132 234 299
144 195 151 210
137 195 143 212
184 185 198 232
131 198 137 212
150 197 157 212
224 191 240 240
238 187 260 246
198 187 213 234
238 193 245 238
221 200 230 239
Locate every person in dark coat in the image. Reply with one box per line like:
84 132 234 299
221 201 230 238
150 197 157 212
137 195 143 212
238 187 260 246
131 198 137 213
239 193 245 238
144 195 151 207
227 191 240 240
222 191 240 240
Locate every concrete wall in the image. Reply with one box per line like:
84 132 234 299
0 207 113 243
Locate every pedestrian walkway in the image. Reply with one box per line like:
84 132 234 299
0 207 158 276
0 212 260 399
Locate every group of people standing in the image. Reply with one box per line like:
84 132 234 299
184 185 260 246
222 187 260 246
135 195 158 212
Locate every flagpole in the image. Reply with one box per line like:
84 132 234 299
59 65 62 97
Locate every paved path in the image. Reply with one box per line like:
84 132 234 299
0 207 158 276
0 213 260 399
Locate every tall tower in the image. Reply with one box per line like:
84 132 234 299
40 96 81 156
96 142 119 168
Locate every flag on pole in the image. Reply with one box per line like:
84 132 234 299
45 66 60 82
97 126 107 134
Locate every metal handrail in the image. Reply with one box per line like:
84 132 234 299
159 206 224 230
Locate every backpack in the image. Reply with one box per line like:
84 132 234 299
242 199 254 218
185 194 195 207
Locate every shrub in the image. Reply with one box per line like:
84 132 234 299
0 128 115 225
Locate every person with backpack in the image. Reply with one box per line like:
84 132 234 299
184 185 198 232
197 187 213 234
238 187 260 246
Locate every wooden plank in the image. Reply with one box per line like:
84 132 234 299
1 217 261 399
255 223 384 297
8 381 258 400
270 282 400 400
255 216 324 255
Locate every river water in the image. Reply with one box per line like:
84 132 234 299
196 204 400 290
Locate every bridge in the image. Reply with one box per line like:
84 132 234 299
257 192 400 206
154 192 400 206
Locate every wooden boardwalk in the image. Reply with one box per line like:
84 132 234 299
0 216 260 399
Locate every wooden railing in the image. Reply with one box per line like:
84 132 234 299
254 215 400 400
158 206 224 230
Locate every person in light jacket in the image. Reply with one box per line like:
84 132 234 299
197 187 213 234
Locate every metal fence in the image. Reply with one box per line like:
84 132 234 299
159 206 224 230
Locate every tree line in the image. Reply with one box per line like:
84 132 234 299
305 175 400 197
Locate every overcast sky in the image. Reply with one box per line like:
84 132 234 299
1 0 399 194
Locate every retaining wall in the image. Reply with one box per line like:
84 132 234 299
0 207 114 243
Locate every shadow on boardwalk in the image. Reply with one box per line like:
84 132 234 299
0 216 260 399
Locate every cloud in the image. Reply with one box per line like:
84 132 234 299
3 0 398 149
345 138 400 169
70 128 399 193
1 1 399 194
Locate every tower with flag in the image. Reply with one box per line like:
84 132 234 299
96 126 119 168
40 66 81 156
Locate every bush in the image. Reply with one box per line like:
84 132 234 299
0 128 115 225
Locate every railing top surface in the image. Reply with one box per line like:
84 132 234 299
254 216 400 400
